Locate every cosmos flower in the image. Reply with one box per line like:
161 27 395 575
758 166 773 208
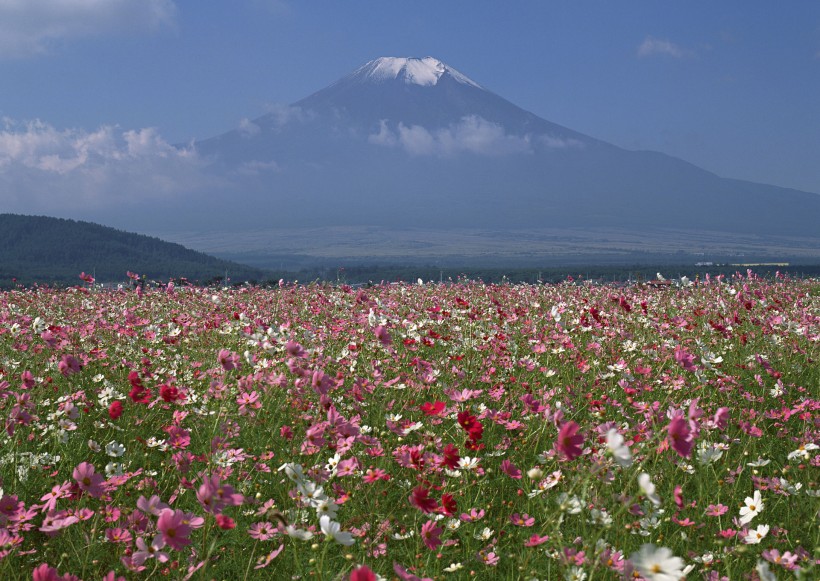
630 545 686 581
739 490 764 525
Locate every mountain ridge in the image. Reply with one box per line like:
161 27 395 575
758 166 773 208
164 56 820 261
0 214 265 287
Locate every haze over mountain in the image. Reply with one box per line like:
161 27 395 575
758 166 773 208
161 56 817 265
6 56 820 265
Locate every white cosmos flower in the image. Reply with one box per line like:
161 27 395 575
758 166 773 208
315 498 339 519
756 560 777 581
743 524 770 544
638 473 661 507
285 525 313 541
105 441 125 457
605 428 632 467
739 490 764 525
630 544 685 581
279 462 306 483
319 515 355 546
443 562 463 573
787 442 818 460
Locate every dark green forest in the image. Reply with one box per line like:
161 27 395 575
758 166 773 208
0 214 264 287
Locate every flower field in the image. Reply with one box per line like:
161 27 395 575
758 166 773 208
0 274 818 580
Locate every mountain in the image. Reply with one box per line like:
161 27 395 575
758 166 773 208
0 214 265 287
169 56 820 264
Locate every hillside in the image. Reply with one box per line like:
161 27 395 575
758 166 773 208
0 214 265 287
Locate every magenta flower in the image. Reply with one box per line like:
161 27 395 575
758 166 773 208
556 421 584 460
374 325 392 346
420 520 443 550
156 508 192 550
673 345 697 371
72 462 105 498
500 459 522 479
217 348 241 371
667 417 694 457
58 354 82 377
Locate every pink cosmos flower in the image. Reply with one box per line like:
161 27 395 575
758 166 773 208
285 340 306 358
73 462 105 498
131 534 169 566
510 513 535 527
254 544 285 569
420 520 443 550
136 494 169 516
706 504 729 517
556 421 584 460
374 325 392 346
674 345 697 371
500 459 522 479
248 521 278 541
217 348 241 371
393 562 433 581
667 417 694 458
673 485 684 508
58 354 82 377
524 534 550 546
156 508 193 550
39 482 71 513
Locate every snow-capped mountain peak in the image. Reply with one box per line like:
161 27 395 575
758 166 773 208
352 56 481 88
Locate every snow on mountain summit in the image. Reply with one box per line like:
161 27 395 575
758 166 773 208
352 57 481 88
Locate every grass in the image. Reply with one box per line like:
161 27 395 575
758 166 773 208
0 274 817 580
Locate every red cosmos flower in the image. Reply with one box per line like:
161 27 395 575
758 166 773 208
349 566 377 581
438 493 456 516
159 384 180 403
408 486 438 514
128 372 151 404
441 443 460 469
457 410 483 442
556 421 584 460
215 514 236 530
108 401 123 420
420 401 446 416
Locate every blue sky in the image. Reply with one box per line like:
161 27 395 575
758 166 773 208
2 0 820 195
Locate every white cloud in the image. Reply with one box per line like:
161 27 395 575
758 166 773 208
637 36 690 59
236 159 281 175
238 118 261 137
0 118 211 213
0 0 176 58
262 103 311 128
369 116 533 156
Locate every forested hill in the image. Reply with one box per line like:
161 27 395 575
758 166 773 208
0 214 265 287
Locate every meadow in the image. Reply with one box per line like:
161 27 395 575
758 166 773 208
0 273 817 580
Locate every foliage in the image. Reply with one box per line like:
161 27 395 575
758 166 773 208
0 214 263 287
